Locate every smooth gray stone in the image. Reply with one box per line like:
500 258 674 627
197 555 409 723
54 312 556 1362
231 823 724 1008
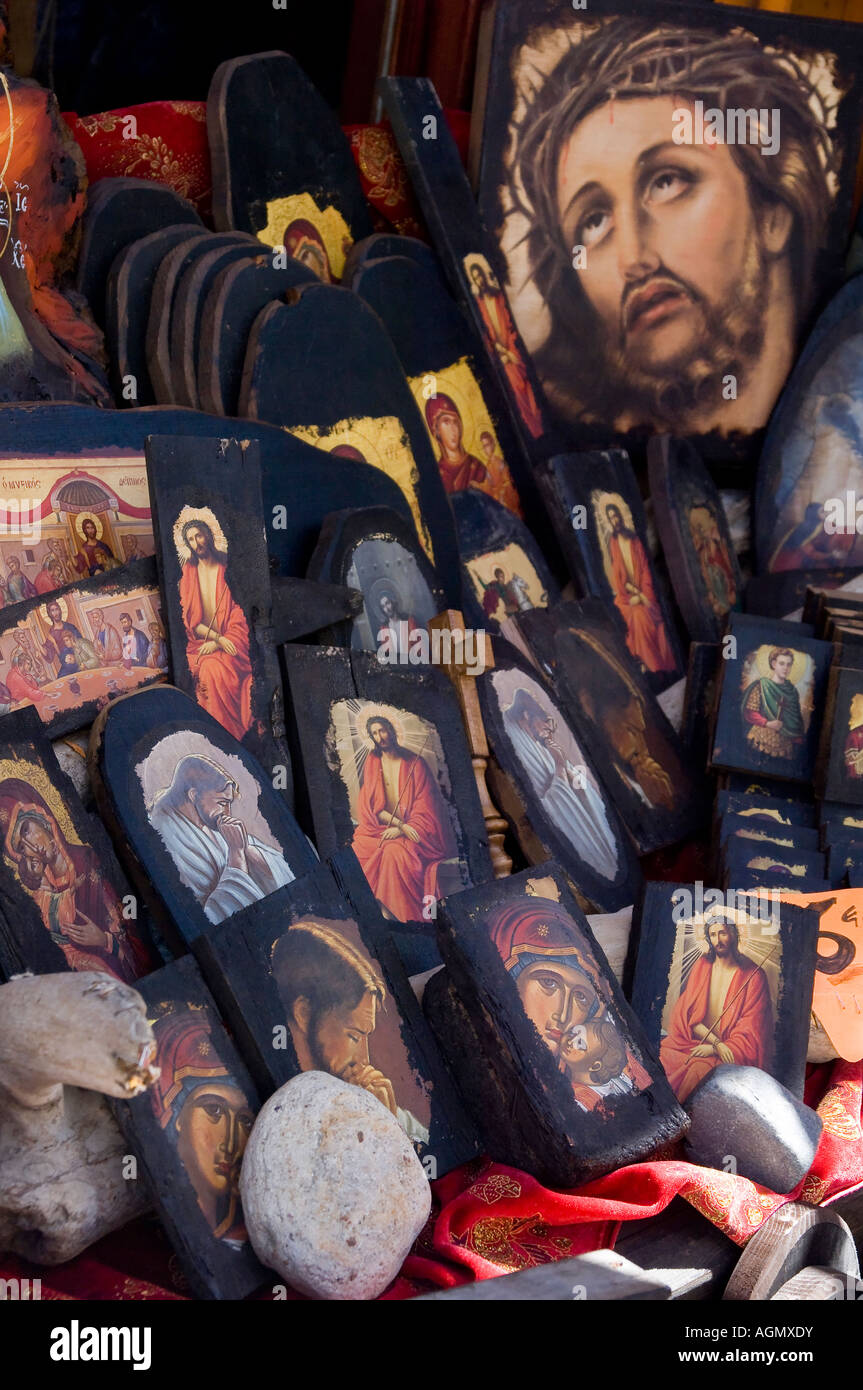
684 1065 822 1194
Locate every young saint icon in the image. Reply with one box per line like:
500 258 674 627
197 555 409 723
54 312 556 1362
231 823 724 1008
351 715 457 922
179 518 253 742
742 647 805 761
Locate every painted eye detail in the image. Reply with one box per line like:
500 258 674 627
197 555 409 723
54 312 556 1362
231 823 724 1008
202 1102 225 1123
646 169 694 205
578 207 612 247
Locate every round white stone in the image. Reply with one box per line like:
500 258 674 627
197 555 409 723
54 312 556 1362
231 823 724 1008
240 1070 431 1300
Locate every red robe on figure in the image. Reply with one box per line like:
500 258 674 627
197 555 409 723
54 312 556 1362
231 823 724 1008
659 954 773 1102
476 288 544 439
351 750 456 921
179 558 253 742
608 531 675 674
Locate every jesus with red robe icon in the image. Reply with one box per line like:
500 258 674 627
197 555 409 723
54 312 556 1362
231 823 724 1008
351 715 457 922
659 916 774 1101
604 502 675 675
178 517 253 742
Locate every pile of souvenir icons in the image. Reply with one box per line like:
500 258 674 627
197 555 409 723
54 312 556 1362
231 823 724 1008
1 0 863 1303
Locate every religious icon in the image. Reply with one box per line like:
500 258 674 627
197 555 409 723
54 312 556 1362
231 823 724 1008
815 667 863 806
346 540 438 656
283 647 492 916
690 508 737 618
0 561 166 736
0 711 159 983
659 912 776 1101
648 432 742 644
742 647 809 762
631 883 820 1103
594 491 676 677
334 702 464 923
283 218 335 283
557 620 674 812
287 415 434 562
140 730 296 927
711 616 832 783
479 659 641 913
476 2 863 453
174 506 253 742
537 447 683 689
193 858 479 1171
756 280 863 573
258 192 354 282
74 513 118 576
499 681 618 879
148 1003 254 1245
270 916 431 1144
92 685 315 951
118 955 267 1299
306 505 444 657
470 548 542 622
487 892 651 1113
516 599 701 853
0 774 149 982
845 698 863 778
426 865 685 1185
410 359 522 511
0 453 154 605
464 253 543 439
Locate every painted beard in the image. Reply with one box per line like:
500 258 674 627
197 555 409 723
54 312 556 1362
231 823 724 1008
586 231 770 432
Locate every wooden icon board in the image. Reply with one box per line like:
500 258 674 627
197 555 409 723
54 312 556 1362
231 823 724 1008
630 881 820 1102
239 282 462 597
282 643 494 924
647 435 742 643
105 224 206 407
76 176 202 328
710 614 834 784
196 255 319 418
537 447 685 690
0 555 167 738
476 645 642 913
0 706 159 983
515 599 704 853
207 51 373 262
426 862 688 1186
193 852 479 1175
145 434 291 784
452 485 561 637
113 954 269 1300
89 684 317 952
306 505 445 654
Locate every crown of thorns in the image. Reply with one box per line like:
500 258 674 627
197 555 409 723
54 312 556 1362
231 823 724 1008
512 20 838 292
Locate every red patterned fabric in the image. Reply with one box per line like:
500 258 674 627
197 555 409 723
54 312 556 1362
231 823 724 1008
2 1057 859 1299
63 102 472 244
62 101 212 222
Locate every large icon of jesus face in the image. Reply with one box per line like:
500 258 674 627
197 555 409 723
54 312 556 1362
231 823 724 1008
492 15 841 441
